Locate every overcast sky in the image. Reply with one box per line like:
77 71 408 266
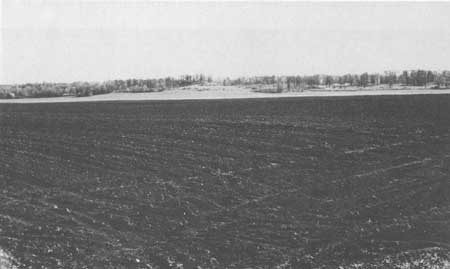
1 1 450 84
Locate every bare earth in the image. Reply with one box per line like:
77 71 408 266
1 85 450 103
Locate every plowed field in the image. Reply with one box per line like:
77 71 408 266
1 95 449 268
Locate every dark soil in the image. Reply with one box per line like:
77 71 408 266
1 95 449 268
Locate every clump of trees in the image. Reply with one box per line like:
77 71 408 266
0 74 212 99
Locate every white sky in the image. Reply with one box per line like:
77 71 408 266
1 1 450 84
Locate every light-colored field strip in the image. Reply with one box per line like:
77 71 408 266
1 87 450 104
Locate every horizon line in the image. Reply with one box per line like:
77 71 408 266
2 69 450 86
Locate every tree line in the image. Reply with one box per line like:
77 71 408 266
0 74 212 99
224 70 450 92
1 70 449 98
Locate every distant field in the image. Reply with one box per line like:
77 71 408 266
1 86 450 104
0 95 449 268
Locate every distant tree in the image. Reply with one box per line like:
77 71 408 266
341 74 353 86
426 71 435 87
295 76 303 88
276 77 284 92
352 75 360 86
286 76 295 91
399 71 409 85
383 71 397 87
434 72 445 88
324 76 334 87
369 74 380 85
416 70 428 86
360 73 369 87
305 75 320 87
443 71 450 87
410 70 418 86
